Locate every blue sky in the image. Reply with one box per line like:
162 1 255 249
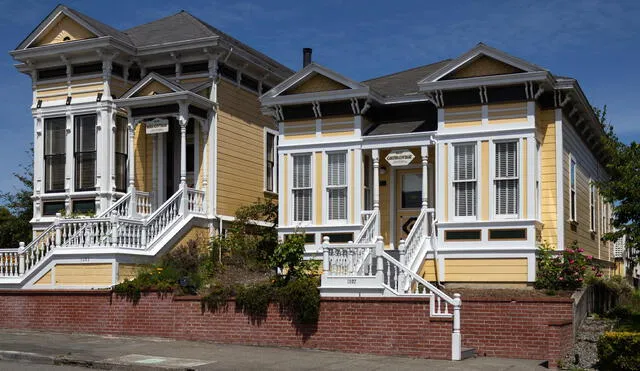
0 0 638 192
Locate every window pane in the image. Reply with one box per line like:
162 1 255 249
75 152 96 190
328 188 346 220
401 173 422 209
45 118 66 155
455 182 476 217
496 179 518 215
293 189 312 221
454 144 475 181
496 142 517 178
293 155 311 188
328 153 346 186
45 155 65 192
74 115 96 152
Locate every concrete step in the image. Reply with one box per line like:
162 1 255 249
461 346 476 360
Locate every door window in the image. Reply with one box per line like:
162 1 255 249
401 173 422 209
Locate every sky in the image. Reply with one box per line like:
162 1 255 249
0 0 638 193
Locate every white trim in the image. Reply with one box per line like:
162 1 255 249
20 7 102 50
420 71 551 92
526 135 536 220
491 138 521 220
263 127 278 193
569 153 577 223
555 108 565 250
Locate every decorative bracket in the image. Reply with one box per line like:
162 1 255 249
478 86 488 104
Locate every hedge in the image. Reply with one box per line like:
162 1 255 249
597 332 640 371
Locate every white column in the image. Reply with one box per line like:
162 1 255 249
64 112 73 214
179 102 188 188
194 119 200 187
421 145 429 209
372 149 380 211
527 135 536 219
33 115 43 220
201 122 208 194
354 148 362 220
127 111 135 191
109 112 116 197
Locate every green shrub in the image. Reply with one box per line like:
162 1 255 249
113 265 179 303
535 241 596 291
235 282 274 320
275 276 321 324
200 284 233 313
597 332 640 371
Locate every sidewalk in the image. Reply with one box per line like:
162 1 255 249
0 330 546 370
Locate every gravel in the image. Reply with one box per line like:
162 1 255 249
561 316 615 370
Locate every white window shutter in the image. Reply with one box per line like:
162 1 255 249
327 153 347 220
293 155 312 221
495 141 519 215
453 143 476 217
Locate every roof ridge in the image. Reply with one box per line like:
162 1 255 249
362 59 452 82
123 10 195 33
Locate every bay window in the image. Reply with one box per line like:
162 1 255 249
327 152 347 221
292 154 312 222
453 143 476 218
44 117 66 193
495 141 519 217
74 114 97 191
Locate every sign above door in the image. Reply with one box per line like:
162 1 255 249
145 118 169 134
385 149 415 167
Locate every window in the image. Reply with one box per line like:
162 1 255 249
292 154 312 222
453 143 476 217
570 156 577 221
42 201 65 216
363 155 372 210
74 114 97 191
72 200 96 214
327 152 347 221
590 181 596 231
44 117 66 193
115 116 128 192
495 141 519 216
265 131 276 192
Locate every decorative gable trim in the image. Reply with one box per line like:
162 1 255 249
17 5 101 50
121 72 185 99
419 43 546 84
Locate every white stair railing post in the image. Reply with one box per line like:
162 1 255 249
54 213 62 248
375 236 384 285
322 236 330 281
451 293 462 361
141 225 147 249
398 239 406 293
179 187 187 216
129 188 138 218
110 211 119 246
18 242 25 275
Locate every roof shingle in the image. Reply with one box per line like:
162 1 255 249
362 59 451 98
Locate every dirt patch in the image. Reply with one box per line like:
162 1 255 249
213 264 273 287
444 287 574 299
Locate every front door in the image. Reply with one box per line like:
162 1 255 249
396 169 422 244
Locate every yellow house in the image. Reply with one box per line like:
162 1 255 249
261 44 614 289
1 5 291 288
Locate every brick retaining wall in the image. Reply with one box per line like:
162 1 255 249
0 291 574 364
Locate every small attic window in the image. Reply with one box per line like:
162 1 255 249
63 36 71 41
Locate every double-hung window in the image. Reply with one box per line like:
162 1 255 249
590 181 596 231
570 156 577 221
495 141 519 217
44 117 66 193
292 154 312 222
265 131 277 192
453 143 476 218
115 116 128 192
74 114 97 191
327 152 347 221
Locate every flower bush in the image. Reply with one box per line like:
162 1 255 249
535 241 599 291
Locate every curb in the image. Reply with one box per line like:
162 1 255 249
0 350 192 370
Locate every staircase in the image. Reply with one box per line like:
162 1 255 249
0 186 207 287
320 207 465 361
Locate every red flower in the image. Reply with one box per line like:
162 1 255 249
559 277 564 281
567 249 574 253
578 248 584 253
587 256 593 260
569 260 575 264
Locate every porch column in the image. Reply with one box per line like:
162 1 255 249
178 102 188 188
372 149 380 211
421 146 429 209
127 109 135 191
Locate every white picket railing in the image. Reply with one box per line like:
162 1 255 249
354 209 379 244
401 208 435 271
135 191 152 216
324 242 376 276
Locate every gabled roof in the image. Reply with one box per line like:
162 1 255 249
419 43 546 84
16 5 132 50
261 62 372 105
121 72 184 99
362 59 451 99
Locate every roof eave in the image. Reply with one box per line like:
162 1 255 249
114 91 214 110
261 87 374 106
10 36 135 62
419 71 553 92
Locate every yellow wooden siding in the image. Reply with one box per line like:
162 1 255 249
134 81 173 97
169 226 209 252
180 77 210 85
446 56 522 79
216 80 272 216
133 124 153 193
196 127 207 189
419 259 437 281
33 15 96 47
445 258 528 282
481 141 489 220
537 109 557 245
522 139 528 217
488 102 527 124
118 264 140 282
110 78 134 98
34 270 52 285
284 73 349 95
54 264 113 285
443 143 449 222
314 152 323 224
443 105 482 126
563 152 599 257
323 130 355 137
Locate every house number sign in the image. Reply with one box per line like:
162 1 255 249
145 118 169 134
385 149 415 166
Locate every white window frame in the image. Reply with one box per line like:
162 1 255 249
44 116 67 194
493 139 520 219
536 141 541 221
450 142 478 221
325 151 348 223
263 127 278 193
569 154 577 222
291 153 313 225
589 180 596 232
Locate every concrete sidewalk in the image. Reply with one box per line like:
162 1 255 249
0 330 547 370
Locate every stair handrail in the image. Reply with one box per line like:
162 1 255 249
403 208 433 268
354 209 379 244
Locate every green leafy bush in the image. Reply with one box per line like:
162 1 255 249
113 265 180 303
535 241 596 291
597 332 640 371
275 275 320 324
235 282 274 320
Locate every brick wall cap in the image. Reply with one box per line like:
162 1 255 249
0 289 112 296
463 296 574 303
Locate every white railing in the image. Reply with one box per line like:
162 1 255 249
0 249 20 277
401 208 435 270
135 191 152 216
186 189 206 215
143 189 184 247
354 209 379 244
324 242 376 276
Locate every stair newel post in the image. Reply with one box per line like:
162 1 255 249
398 239 406 293
179 188 188 217
322 236 330 280
110 211 119 247
54 213 62 248
141 225 147 249
451 293 462 361
18 242 25 275
375 236 384 285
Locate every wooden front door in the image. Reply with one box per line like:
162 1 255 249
396 169 422 244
